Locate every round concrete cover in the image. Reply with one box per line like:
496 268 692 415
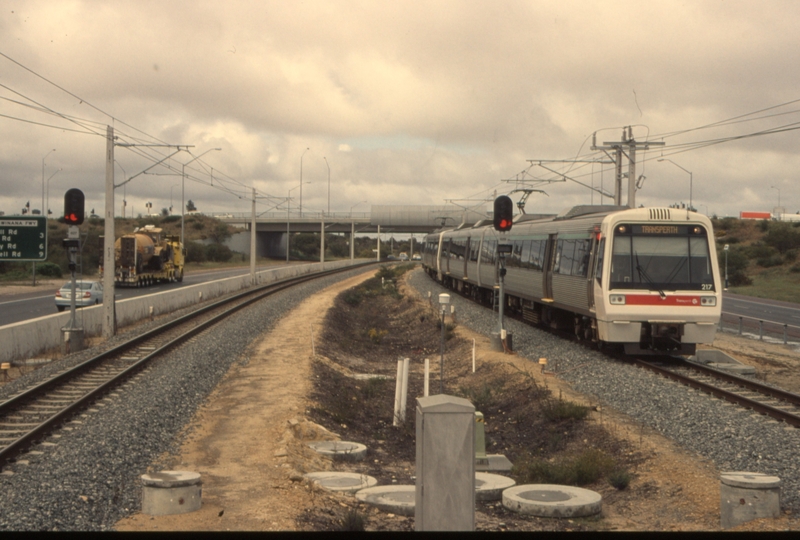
475 472 516 501
721 472 781 489
355 485 415 516
141 471 201 488
307 441 367 461
503 484 602 517
304 472 378 494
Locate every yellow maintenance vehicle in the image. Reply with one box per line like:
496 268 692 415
101 225 184 287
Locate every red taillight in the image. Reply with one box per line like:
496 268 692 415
55 291 62 298
83 291 91 298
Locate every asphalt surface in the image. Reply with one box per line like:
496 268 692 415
0 266 276 327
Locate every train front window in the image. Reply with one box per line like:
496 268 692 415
609 225 714 291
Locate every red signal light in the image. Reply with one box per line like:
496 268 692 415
493 196 514 232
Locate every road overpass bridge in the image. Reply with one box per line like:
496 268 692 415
214 205 491 258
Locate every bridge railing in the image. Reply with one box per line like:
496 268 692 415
206 211 372 221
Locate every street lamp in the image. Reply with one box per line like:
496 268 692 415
181 148 221 247
323 156 330 215
45 168 62 217
349 200 367 217
300 147 310 216
41 148 55 217
658 158 693 213
287 181 310 262
771 185 781 211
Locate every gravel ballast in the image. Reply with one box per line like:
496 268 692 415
406 268 800 513
0 266 373 531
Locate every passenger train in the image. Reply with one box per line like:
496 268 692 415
422 205 722 355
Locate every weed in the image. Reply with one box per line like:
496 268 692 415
609 469 632 490
338 508 366 531
513 448 616 486
367 328 388 344
361 377 387 399
542 397 589 422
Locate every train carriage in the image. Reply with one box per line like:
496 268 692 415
423 205 721 355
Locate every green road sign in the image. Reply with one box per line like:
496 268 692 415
0 216 48 261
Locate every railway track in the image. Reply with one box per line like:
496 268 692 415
0 263 373 468
634 357 800 428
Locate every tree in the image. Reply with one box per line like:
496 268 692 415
161 208 169 217
186 200 197 212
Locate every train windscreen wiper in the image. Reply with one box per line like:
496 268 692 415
635 252 666 299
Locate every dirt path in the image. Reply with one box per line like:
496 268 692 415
116 269 375 532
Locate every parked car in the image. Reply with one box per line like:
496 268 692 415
55 280 104 312
398 252 409 261
412 253 422 261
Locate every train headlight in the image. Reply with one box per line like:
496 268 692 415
609 294 626 305
700 296 717 306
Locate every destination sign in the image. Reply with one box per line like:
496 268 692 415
618 224 700 236
0 216 48 261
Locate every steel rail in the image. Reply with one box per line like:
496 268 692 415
633 358 800 428
0 262 375 465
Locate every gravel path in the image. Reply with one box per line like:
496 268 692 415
0 267 372 531
406 268 800 512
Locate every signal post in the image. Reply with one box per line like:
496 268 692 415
62 188 86 353
492 195 514 352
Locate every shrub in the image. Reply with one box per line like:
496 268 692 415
184 241 207 263
609 469 632 490
338 508 366 532
205 243 233 262
36 262 62 277
367 328 388 344
542 397 589 422
513 448 616 486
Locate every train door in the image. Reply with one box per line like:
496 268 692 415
464 237 471 279
542 234 557 300
587 235 601 309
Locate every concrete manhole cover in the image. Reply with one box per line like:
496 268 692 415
307 440 367 462
475 472 516 501
503 484 602 517
355 485 415 516
304 472 377 494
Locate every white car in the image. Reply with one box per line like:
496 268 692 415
55 280 104 312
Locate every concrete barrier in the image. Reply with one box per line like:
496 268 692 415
0 259 370 364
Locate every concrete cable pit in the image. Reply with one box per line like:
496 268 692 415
355 485 416 516
502 484 602 518
304 471 378 494
475 472 516 501
307 440 367 462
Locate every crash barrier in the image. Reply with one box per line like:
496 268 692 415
0 259 370 364
719 312 800 345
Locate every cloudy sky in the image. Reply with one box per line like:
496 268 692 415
2 0 800 222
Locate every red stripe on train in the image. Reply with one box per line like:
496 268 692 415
623 295 702 306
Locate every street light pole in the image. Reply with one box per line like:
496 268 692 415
45 168 61 218
300 147 310 216
771 185 781 213
181 148 221 247
35 148 55 286
723 244 729 291
287 182 309 262
323 156 330 215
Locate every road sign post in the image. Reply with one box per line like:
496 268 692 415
0 216 48 262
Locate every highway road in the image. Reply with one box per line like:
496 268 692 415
0 266 270 327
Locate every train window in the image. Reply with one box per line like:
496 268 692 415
520 240 532 269
573 238 591 276
469 239 480 262
610 232 714 291
555 239 576 276
481 240 496 265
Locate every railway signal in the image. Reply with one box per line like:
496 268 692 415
493 195 514 232
64 188 85 225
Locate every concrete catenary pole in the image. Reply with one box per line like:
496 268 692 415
102 125 116 338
